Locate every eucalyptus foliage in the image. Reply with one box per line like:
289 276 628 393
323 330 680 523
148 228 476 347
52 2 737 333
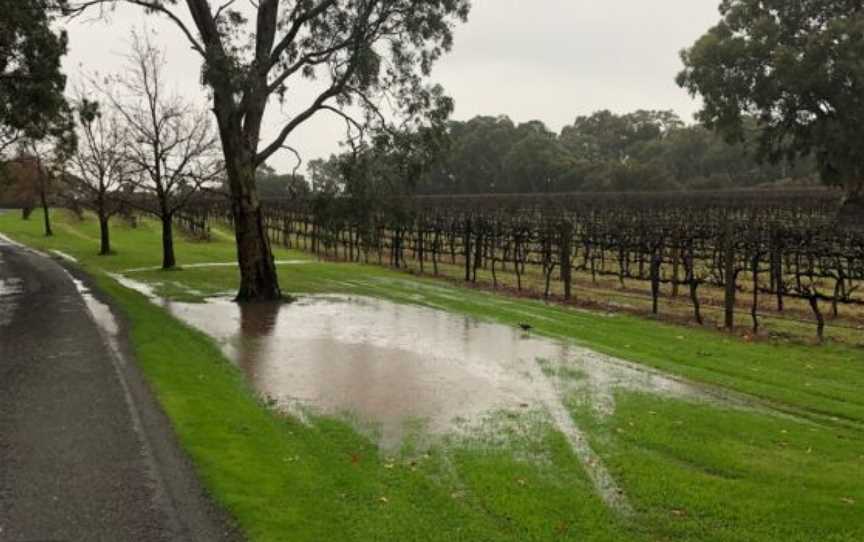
678 0 864 200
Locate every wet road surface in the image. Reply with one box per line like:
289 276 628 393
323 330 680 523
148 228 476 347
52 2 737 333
0 237 235 541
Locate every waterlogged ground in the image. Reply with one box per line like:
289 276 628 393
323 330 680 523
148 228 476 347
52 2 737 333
4 212 864 541
170 294 727 439
114 273 769 512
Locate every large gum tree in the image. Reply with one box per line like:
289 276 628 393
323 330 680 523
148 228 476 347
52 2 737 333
70 0 470 301
678 0 864 225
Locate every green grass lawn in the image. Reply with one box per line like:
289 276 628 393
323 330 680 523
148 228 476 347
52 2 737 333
2 210 862 541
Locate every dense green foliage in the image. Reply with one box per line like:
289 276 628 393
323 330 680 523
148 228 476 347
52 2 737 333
0 0 69 151
678 0 864 201
300 111 817 196
239 164 310 199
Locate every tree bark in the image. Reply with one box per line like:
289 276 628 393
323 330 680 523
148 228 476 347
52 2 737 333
723 227 736 330
671 244 680 297
161 214 176 270
751 254 759 334
233 194 281 301
98 213 111 256
39 188 52 237
808 294 825 343
561 222 573 301
690 280 703 325
463 217 472 282
650 249 661 315
223 147 281 301
208 52 282 301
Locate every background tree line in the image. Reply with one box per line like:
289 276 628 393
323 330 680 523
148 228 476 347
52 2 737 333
297 110 819 198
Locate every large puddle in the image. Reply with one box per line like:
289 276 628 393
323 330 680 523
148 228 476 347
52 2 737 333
114 276 737 445
177 295 724 438
113 275 754 513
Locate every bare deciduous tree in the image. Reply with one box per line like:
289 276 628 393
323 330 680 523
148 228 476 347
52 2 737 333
67 98 129 255
13 112 76 236
106 32 222 269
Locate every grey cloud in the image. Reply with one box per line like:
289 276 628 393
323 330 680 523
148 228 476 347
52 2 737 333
63 0 721 173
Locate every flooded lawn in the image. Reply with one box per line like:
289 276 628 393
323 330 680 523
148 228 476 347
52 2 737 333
114 275 733 444
112 275 755 512
174 295 716 439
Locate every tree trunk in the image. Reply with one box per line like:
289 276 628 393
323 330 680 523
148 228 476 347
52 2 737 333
161 214 176 270
751 254 759 335
40 188 52 237
772 247 784 311
671 244 680 297
650 249 661 315
98 213 111 256
690 280 703 325
723 227 736 330
561 222 573 301
808 294 825 343
463 217 472 282
225 156 281 301
211 76 282 301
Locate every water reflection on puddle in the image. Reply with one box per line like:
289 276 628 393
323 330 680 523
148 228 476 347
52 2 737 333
116 275 753 512
137 290 715 449
173 295 567 445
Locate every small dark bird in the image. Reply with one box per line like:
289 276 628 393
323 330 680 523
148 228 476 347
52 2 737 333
518 323 532 332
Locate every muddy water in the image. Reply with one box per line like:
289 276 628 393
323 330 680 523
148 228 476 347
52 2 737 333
115 275 750 513
137 292 715 446
172 295 578 443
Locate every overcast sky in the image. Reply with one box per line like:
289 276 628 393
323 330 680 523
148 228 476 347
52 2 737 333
63 1 722 173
